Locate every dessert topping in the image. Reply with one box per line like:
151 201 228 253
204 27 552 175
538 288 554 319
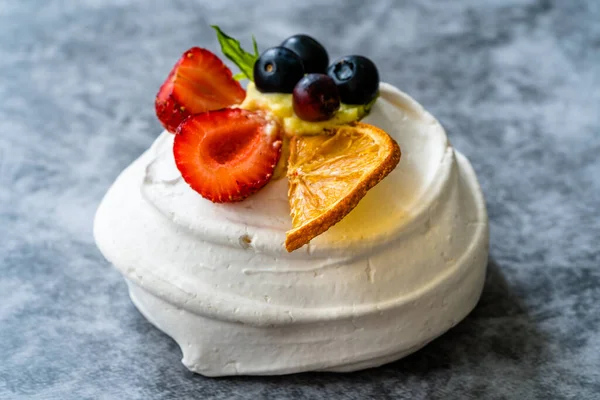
292 74 341 122
241 82 369 136
254 47 305 94
155 47 245 133
212 25 258 81
327 55 380 105
173 109 282 203
154 27 400 250
286 123 400 251
280 34 329 74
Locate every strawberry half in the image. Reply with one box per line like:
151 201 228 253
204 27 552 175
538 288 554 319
174 109 282 203
155 47 246 133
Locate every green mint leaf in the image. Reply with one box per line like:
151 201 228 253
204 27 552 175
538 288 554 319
232 72 246 81
212 25 258 82
252 35 259 58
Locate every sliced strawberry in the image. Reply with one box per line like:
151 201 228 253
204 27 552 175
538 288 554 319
174 109 282 203
155 47 246 133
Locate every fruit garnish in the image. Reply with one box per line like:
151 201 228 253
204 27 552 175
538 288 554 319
211 29 378 124
212 26 259 81
281 34 329 74
293 74 340 122
155 29 397 248
254 47 305 94
327 55 379 105
155 47 246 133
285 122 401 251
173 109 282 203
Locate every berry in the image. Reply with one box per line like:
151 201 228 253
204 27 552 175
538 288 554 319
174 109 282 203
293 74 340 122
327 55 379 105
253 47 304 93
281 34 329 74
155 47 246 133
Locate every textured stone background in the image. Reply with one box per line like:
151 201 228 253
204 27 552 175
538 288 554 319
1 0 599 399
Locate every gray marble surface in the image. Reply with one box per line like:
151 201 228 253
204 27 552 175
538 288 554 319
1 0 599 399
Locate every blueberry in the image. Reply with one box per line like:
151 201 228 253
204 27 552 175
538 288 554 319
254 47 305 93
293 74 340 122
281 34 329 74
327 55 379 105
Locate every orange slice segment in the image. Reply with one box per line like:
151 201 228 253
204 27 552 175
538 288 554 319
285 122 401 252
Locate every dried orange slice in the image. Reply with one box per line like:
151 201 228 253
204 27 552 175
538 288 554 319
285 122 401 251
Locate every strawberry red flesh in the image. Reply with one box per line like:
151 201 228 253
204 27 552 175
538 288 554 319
155 47 246 133
174 109 282 203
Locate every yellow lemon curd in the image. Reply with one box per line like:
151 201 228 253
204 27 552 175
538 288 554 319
241 82 370 136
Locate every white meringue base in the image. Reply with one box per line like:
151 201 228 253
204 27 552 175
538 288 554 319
94 84 488 376
126 171 486 376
